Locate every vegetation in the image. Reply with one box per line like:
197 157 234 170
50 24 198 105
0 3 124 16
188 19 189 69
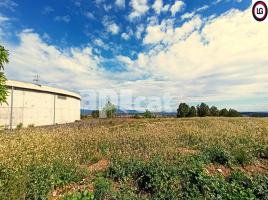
91 110 100 118
103 101 116 118
177 103 190 118
177 102 241 118
187 106 197 117
0 117 267 199
143 110 154 118
197 103 210 117
0 45 9 105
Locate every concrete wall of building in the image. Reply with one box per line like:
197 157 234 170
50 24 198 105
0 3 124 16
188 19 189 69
0 80 81 129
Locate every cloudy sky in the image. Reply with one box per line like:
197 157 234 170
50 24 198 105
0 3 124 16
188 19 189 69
0 0 267 111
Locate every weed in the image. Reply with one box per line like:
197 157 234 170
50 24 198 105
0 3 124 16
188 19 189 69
61 190 94 200
16 122 23 130
205 146 231 165
94 177 112 200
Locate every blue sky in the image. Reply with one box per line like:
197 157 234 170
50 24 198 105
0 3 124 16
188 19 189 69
1 0 268 111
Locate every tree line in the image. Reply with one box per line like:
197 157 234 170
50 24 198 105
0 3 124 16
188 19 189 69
177 102 241 118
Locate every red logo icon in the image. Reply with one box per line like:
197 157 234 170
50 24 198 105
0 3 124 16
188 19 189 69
252 1 268 21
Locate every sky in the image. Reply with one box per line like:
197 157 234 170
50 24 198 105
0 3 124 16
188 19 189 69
0 0 267 112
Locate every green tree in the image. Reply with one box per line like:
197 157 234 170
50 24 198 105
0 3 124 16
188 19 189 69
91 110 100 118
197 103 210 117
228 109 241 117
143 110 154 118
219 108 229 117
0 45 9 105
177 103 190 118
103 101 116 118
187 106 197 117
210 106 219 116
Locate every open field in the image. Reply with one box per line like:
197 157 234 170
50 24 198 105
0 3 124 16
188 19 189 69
0 117 268 199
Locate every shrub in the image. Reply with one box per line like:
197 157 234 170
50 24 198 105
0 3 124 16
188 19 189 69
94 177 111 200
61 190 94 200
91 110 100 118
16 123 23 130
233 149 252 165
143 110 154 118
28 124 35 128
205 146 231 165
252 174 268 199
107 157 144 181
255 146 268 159
0 162 85 200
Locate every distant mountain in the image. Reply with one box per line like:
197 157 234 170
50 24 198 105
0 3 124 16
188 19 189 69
80 108 141 116
81 108 178 117
240 112 268 117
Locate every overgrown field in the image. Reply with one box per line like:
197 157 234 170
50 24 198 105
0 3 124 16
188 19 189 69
0 117 268 199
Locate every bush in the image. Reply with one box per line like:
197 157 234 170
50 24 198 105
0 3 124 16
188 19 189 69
143 110 154 118
233 149 252 165
28 124 35 128
255 146 268 159
91 110 100 118
205 146 231 165
61 190 94 200
0 162 85 200
94 177 111 200
252 174 268 199
16 123 23 130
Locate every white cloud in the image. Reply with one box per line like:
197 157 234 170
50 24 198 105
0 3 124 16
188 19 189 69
163 4 170 12
121 29 133 40
84 12 95 20
107 23 120 35
128 9 268 110
0 0 17 11
0 14 11 40
54 15 71 23
115 0 125 9
103 4 112 12
170 1 185 16
128 0 149 20
152 0 170 14
0 15 9 23
135 24 145 39
3 30 109 91
94 39 109 50
181 12 195 20
152 0 163 14
2 8 268 111
196 5 209 12
42 6 54 15
102 17 120 35
143 17 201 45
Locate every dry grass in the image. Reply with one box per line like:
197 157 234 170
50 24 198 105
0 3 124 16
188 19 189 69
0 117 267 169
0 117 268 199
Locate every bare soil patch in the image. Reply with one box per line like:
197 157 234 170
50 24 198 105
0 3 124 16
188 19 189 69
205 161 268 177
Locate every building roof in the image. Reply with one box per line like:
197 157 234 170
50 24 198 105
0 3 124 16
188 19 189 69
6 80 81 100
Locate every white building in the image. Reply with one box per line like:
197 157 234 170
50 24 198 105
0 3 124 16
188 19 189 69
0 80 81 129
